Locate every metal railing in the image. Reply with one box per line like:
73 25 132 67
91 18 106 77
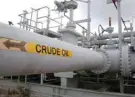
18 6 64 33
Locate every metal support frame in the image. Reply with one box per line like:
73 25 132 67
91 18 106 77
2 80 135 97
40 73 44 85
29 8 34 31
25 75 27 84
18 6 62 33
46 9 50 35
61 77 67 87
87 0 91 42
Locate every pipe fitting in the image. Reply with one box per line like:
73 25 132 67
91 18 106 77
121 45 131 77
91 49 111 74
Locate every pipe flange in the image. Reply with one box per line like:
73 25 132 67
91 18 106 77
128 46 131 76
91 49 111 74
120 45 131 77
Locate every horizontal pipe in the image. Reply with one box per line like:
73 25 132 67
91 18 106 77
1 23 135 77
92 32 135 40
0 22 106 76
74 19 89 24
91 38 131 45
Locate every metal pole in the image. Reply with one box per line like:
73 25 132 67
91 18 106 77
117 0 123 49
87 0 91 41
61 78 67 87
25 75 27 84
40 73 44 84
117 0 124 93
130 23 134 46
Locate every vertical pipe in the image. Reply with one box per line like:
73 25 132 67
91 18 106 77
70 9 74 23
117 0 123 49
87 0 91 42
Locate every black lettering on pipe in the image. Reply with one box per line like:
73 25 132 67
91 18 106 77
42 45 47 54
36 44 41 53
62 50 66 56
57 48 60 56
52 47 56 55
47 46 51 54
65 50 69 57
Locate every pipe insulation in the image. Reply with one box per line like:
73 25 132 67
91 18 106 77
0 22 108 76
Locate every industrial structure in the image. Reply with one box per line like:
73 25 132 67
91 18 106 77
0 0 135 96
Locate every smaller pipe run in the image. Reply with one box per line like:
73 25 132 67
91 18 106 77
91 31 135 40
